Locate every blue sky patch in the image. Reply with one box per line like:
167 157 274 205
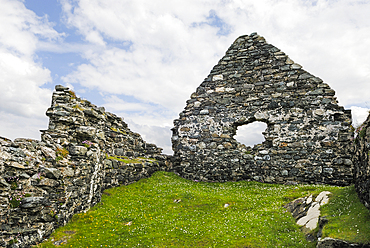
35 51 88 86
206 10 232 36
191 9 232 36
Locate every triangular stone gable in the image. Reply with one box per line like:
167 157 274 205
172 32 353 185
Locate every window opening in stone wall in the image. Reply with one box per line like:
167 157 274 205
234 121 268 147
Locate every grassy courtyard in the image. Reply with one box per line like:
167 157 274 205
36 171 370 247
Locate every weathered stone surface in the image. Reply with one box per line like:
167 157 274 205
0 151 11 160
171 32 353 185
43 167 62 179
353 113 370 211
317 237 370 248
0 177 10 187
61 167 74 177
41 146 56 160
38 178 59 188
6 161 26 169
0 85 169 248
76 126 96 137
21 197 46 208
55 85 69 91
69 145 88 156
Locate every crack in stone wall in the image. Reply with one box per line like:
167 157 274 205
171 32 353 185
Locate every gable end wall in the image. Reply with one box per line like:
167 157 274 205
171 33 353 185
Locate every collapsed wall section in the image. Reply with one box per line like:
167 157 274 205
172 32 353 185
0 85 169 247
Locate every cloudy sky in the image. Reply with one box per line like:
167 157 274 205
0 0 369 154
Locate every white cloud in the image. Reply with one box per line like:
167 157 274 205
351 106 370 128
0 0 60 56
62 46 211 112
2 0 370 150
234 122 268 147
57 0 370 152
61 0 370 109
60 0 232 114
0 112 48 141
126 121 173 155
103 95 155 112
0 49 52 117
0 0 62 140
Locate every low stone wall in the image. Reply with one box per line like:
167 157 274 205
353 113 370 211
0 86 170 247
171 32 353 186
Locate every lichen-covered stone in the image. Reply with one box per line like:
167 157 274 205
171 32 353 185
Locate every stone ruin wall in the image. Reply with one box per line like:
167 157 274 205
0 33 369 248
353 114 370 211
0 85 171 247
171 33 354 186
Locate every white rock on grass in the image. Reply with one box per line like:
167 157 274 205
316 191 331 206
297 202 320 228
296 191 332 230
306 195 313 204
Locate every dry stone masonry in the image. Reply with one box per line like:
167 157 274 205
0 85 170 247
353 113 370 211
172 32 353 185
1 33 369 248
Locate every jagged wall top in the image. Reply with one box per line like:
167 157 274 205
171 32 353 185
0 85 168 247
43 85 162 157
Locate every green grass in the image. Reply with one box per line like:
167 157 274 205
35 172 370 248
320 186 370 244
